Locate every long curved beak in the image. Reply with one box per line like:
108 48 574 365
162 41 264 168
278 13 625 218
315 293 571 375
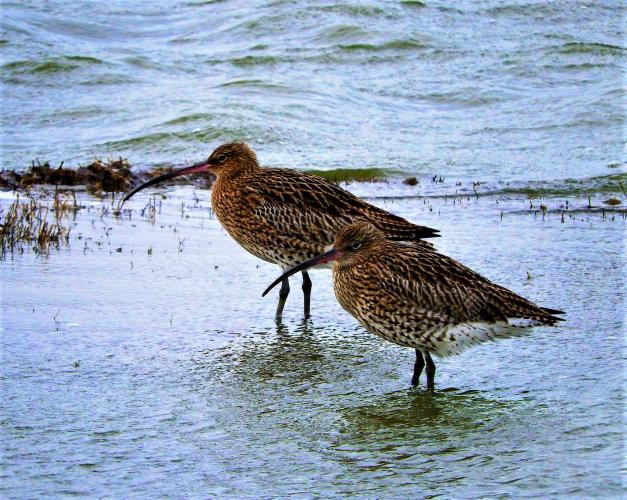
262 248 340 297
122 160 210 203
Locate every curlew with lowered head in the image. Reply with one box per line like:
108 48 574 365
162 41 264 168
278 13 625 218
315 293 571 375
263 221 564 390
123 142 439 319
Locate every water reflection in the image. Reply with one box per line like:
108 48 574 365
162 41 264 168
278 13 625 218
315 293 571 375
190 318 367 389
338 387 518 438
188 318 526 451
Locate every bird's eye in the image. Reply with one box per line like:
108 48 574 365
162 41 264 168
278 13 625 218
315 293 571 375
350 241 362 250
217 154 228 163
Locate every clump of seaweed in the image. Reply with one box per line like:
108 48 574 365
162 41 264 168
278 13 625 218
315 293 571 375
603 197 621 206
0 158 213 196
304 167 388 184
83 157 133 195
0 192 73 258
0 158 133 194
403 177 418 186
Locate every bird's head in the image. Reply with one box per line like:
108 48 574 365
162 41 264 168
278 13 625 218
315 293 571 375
333 221 384 260
262 221 384 298
205 142 259 176
122 141 258 203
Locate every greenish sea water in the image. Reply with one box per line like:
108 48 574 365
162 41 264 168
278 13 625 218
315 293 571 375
1 0 624 192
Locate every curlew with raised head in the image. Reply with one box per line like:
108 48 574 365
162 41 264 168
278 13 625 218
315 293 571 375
263 221 564 390
123 142 439 319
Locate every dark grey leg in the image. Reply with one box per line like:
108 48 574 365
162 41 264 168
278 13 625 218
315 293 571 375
411 349 424 386
275 278 290 320
424 351 436 392
302 271 312 318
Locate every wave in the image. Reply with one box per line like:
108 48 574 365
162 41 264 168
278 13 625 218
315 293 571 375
230 55 282 67
400 1 426 8
216 79 296 93
2 55 105 75
314 25 371 43
337 39 426 52
101 128 229 149
315 5 387 17
558 42 624 56
159 113 216 127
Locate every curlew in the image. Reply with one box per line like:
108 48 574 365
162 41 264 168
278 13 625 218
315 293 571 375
263 221 564 390
123 142 439 319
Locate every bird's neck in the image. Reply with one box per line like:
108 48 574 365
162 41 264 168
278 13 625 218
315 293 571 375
211 163 258 205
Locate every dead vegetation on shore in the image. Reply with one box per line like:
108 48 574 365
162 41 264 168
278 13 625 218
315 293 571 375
0 158 213 196
0 191 80 257
0 158 624 260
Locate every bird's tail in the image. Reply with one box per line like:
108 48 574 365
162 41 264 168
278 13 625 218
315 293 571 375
431 314 563 357
539 307 566 324
364 209 440 241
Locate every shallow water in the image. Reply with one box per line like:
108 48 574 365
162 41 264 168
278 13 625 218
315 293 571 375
1 0 625 191
1 0 625 497
1 185 624 497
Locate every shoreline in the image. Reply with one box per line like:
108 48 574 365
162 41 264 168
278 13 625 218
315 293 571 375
2 179 624 261
1 158 625 202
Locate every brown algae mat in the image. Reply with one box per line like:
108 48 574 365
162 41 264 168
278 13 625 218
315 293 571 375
0 158 213 196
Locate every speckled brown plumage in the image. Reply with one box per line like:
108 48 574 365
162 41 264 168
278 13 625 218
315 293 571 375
209 143 437 269
123 142 439 319
263 221 564 390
